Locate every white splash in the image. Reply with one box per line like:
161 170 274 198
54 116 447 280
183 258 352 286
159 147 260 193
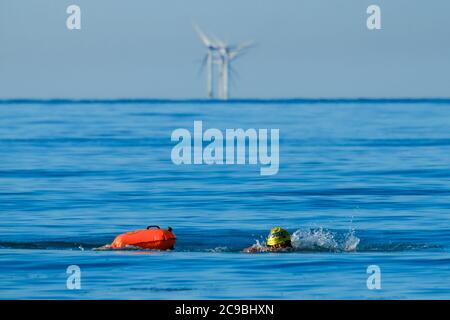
291 227 360 252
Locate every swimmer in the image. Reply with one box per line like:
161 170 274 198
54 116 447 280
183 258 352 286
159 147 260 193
243 227 293 253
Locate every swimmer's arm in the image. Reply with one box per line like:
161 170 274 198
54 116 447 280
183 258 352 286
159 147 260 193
242 245 265 253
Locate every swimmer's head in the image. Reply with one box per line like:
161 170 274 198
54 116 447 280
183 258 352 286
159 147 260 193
267 227 292 248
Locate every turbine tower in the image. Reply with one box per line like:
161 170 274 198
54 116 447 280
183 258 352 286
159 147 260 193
216 41 253 100
194 24 218 99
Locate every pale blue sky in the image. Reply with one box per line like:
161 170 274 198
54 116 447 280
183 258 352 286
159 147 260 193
0 0 449 99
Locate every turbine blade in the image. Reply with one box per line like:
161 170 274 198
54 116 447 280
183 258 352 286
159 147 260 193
229 64 240 79
197 54 208 76
229 41 255 60
211 33 226 48
193 23 215 48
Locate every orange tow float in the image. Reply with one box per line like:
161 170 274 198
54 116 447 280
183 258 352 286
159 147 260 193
111 226 176 250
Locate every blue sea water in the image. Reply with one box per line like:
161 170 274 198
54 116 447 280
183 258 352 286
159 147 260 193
0 100 449 299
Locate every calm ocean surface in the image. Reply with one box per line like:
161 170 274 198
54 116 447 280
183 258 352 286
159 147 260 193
0 101 449 299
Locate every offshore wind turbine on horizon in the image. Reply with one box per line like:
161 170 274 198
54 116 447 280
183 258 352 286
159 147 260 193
194 23 254 100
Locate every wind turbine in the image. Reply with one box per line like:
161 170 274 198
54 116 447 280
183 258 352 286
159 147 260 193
193 23 254 100
215 39 254 100
194 24 219 99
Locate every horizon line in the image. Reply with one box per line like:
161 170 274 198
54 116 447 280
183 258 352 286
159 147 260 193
1 97 450 105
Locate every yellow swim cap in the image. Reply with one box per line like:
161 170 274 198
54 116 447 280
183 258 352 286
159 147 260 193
267 227 291 247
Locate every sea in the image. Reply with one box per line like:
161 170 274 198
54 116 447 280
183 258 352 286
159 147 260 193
0 99 449 299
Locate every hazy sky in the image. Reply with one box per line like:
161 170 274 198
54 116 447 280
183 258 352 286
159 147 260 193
1 0 449 99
